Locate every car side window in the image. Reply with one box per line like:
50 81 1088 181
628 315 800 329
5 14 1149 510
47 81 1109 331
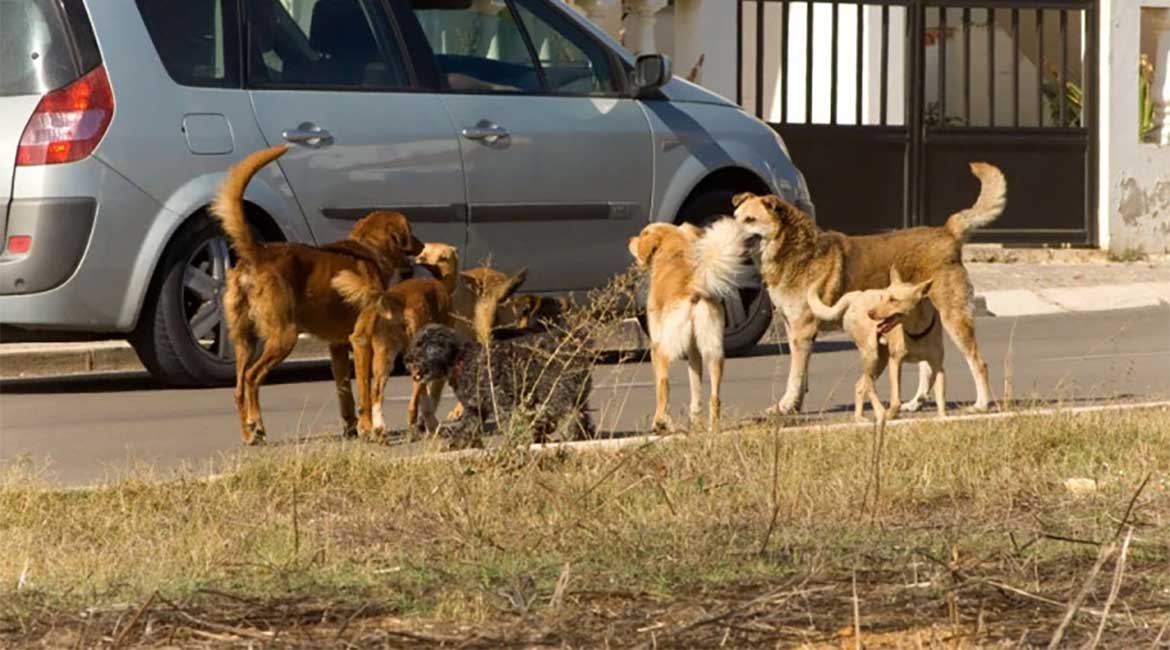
509 0 616 96
404 0 542 94
136 0 240 88
245 0 410 89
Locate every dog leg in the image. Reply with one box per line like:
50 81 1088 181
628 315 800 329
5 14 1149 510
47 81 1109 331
650 345 674 432
406 380 424 436
242 327 298 445
769 315 816 415
941 310 990 411
903 361 932 413
370 339 395 439
935 281 991 411
887 356 905 421
424 380 445 434
349 317 376 438
933 365 947 418
686 344 703 430
855 351 886 422
329 344 358 438
224 278 257 444
231 330 257 444
707 354 723 434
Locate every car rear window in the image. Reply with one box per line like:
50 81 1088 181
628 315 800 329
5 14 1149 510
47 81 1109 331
136 0 241 88
0 0 96 96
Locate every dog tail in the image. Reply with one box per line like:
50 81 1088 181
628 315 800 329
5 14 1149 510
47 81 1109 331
945 162 1007 240
806 284 850 322
211 144 290 265
690 218 754 302
332 270 385 312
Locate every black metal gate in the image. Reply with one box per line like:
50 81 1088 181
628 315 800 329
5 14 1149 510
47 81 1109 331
736 0 1097 244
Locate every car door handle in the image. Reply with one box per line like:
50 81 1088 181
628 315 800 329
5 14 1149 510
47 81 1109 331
460 121 509 143
281 122 333 148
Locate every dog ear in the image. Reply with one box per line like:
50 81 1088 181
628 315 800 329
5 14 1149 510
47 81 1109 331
630 230 663 266
760 195 787 213
731 192 756 208
915 278 934 296
889 265 903 285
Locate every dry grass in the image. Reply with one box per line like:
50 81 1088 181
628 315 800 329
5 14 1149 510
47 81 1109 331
1 406 1168 647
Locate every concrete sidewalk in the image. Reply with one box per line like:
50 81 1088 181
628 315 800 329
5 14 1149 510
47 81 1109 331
2 252 1167 380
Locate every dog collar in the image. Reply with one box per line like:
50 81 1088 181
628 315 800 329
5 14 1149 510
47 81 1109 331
905 312 937 341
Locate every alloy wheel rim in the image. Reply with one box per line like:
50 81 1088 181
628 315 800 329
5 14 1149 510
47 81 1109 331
182 237 233 362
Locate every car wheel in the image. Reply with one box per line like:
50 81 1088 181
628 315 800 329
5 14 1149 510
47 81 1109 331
677 190 773 356
131 214 236 387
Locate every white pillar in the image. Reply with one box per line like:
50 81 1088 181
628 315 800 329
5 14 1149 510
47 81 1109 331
471 0 506 59
563 0 622 40
671 0 735 99
625 0 668 55
1148 9 1170 145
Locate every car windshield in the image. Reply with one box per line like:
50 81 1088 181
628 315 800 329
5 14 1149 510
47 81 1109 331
0 0 82 96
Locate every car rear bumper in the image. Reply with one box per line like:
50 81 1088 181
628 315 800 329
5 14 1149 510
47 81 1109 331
0 158 164 334
0 198 96 295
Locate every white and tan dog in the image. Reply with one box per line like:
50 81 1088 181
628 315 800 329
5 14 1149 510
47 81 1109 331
629 220 754 433
807 267 945 422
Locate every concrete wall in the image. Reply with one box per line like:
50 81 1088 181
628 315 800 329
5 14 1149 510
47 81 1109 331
1100 0 1170 254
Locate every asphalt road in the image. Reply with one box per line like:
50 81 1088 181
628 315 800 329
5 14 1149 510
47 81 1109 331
2 306 1167 487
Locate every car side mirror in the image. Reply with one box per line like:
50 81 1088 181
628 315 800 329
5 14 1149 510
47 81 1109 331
631 53 672 98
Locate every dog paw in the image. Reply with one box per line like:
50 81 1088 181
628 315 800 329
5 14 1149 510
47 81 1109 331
963 403 991 414
243 422 267 446
902 400 923 413
340 421 359 439
651 417 673 434
766 400 801 416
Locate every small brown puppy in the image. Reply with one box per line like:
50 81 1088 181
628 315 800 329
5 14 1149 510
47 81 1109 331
332 272 453 437
807 267 945 422
216 145 423 445
735 162 1004 415
413 243 528 344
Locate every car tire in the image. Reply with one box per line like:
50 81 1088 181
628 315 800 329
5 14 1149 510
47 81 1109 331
676 189 773 356
130 214 237 387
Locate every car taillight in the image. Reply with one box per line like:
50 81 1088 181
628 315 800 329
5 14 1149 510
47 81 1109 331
16 65 114 166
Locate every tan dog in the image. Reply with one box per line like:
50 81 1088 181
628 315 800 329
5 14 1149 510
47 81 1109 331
629 219 754 433
807 268 945 422
215 146 423 445
331 273 452 437
735 162 1005 415
413 243 528 344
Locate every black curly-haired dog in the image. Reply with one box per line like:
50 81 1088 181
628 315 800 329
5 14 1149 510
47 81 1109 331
404 324 594 448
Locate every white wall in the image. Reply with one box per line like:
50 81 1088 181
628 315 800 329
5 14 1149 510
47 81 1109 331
1099 0 1170 253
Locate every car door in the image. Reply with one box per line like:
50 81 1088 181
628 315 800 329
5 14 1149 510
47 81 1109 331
399 0 652 291
245 0 466 249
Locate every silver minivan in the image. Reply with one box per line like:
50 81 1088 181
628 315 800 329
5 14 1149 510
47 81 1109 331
1 0 813 386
